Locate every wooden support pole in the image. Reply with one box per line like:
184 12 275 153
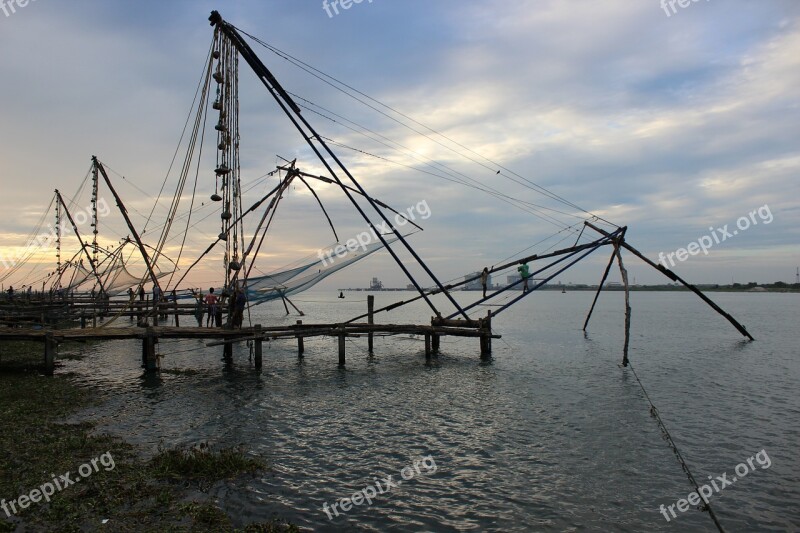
614 244 631 367
583 247 618 331
432 332 440 354
143 328 158 372
80 313 86 329
43 332 56 375
480 311 492 359
284 295 305 316
174 298 180 327
297 320 304 358
92 311 97 328
367 295 374 354
584 221 753 340
338 328 346 366
254 324 262 369
223 336 233 363
425 333 431 360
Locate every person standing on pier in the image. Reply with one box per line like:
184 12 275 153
193 289 205 327
518 262 530 293
481 267 489 298
152 285 162 319
204 288 218 327
127 287 136 322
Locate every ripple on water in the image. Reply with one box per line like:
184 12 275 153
64 291 800 531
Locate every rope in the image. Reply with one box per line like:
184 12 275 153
627 361 726 532
236 28 613 225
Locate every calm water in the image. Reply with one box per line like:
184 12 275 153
62 290 799 532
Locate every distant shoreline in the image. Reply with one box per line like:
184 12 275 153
339 284 799 293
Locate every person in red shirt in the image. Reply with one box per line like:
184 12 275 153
204 288 218 327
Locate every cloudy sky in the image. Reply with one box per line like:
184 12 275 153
1 0 798 292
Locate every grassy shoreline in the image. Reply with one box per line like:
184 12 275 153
0 343 296 532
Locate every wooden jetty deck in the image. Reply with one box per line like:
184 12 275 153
0 310 499 375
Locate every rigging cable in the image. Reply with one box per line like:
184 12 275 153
627 361 726 533
235 28 616 227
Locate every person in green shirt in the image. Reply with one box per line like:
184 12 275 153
518 262 530 293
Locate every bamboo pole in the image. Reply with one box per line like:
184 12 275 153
367 295 374 354
254 324 262 369
583 247 619 331
614 244 631 367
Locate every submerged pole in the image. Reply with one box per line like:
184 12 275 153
297 320 304 357
367 295 374 354
338 328 346 366
143 328 158 372
480 311 492 359
254 324 263 369
614 244 631 367
425 333 432 360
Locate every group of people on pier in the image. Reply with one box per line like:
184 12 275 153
191 285 247 329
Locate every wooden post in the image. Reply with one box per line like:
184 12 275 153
92 311 97 328
480 311 492 359
424 333 431 360
297 320 304 358
80 312 86 329
584 248 618 331
254 324 263 369
223 336 233 363
44 332 56 375
431 316 440 354
615 244 631 367
143 328 158 372
174 298 180 327
367 295 374 354
338 328 346 366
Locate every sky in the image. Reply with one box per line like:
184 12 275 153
0 0 798 293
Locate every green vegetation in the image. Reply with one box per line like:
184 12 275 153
0 343 297 532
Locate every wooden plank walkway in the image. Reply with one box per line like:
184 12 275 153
0 317 499 375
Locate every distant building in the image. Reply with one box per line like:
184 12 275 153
370 277 383 290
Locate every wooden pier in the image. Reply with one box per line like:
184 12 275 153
0 295 498 375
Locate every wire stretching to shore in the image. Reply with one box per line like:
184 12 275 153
627 361 726 533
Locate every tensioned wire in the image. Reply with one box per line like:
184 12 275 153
234 26 617 229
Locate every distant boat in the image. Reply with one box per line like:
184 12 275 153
562 287 566 293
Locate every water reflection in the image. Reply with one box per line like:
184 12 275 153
62 291 800 531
